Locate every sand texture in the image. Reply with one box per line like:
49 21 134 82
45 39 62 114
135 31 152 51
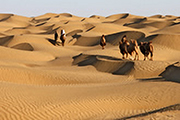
0 13 180 120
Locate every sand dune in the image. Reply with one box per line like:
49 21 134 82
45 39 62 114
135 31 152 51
0 13 180 120
0 14 14 22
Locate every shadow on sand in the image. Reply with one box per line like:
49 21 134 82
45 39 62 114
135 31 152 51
117 104 180 120
46 38 61 46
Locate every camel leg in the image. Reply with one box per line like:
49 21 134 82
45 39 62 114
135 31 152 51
62 42 64 46
134 50 139 60
133 52 136 60
122 53 125 59
129 52 134 60
126 53 128 59
134 53 139 60
150 45 153 61
150 51 153 61
147 56 150 60
144 56 147 61
102 46 104 49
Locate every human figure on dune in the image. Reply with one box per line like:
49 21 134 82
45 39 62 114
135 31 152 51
54 31 58 43
60 29 66 46
100 34 106 49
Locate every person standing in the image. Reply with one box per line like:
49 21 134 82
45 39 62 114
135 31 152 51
100 34 106 49
60 29 66 46
54 31 58 43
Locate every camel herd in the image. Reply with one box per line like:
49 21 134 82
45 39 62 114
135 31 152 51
54 31 153 61
100 35 153 61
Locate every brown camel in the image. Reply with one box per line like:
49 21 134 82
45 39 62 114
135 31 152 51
60 29 66 46
127 39 139 60
139 41 153 61
119 40 129 59
100 35 106 49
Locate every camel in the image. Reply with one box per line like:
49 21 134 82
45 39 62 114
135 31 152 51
127 39 139 60
119 39 139 60
100 35 106 49
119 40 129 59
60 29 66 46
139 41 153 61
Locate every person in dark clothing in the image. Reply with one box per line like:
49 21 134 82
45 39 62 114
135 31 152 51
100 34 106 49
54 31 58 43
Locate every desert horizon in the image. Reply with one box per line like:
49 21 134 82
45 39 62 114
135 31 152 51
0 12 180 120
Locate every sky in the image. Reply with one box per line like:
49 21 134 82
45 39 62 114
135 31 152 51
0 0 179 17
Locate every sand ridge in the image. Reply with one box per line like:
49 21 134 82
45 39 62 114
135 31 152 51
0 13 180 120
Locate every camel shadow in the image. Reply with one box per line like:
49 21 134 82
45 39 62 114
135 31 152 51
138 77 166 82
46 38 61 46
117 104 180 120
138 76 180 84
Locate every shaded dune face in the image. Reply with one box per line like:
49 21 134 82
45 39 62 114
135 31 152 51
11 43 34 51
74 31 145 46
160 62 180 83
0 36 14 46
72 53 171 78
106 31 145 45
73 53 134 75
0 13 180 120
0 14 14 22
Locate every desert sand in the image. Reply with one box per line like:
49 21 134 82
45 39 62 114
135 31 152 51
0 13 180 120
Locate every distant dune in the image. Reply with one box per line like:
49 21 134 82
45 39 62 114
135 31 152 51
0 13 180 120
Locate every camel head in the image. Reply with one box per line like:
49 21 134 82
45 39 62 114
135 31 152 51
122 35 127 42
